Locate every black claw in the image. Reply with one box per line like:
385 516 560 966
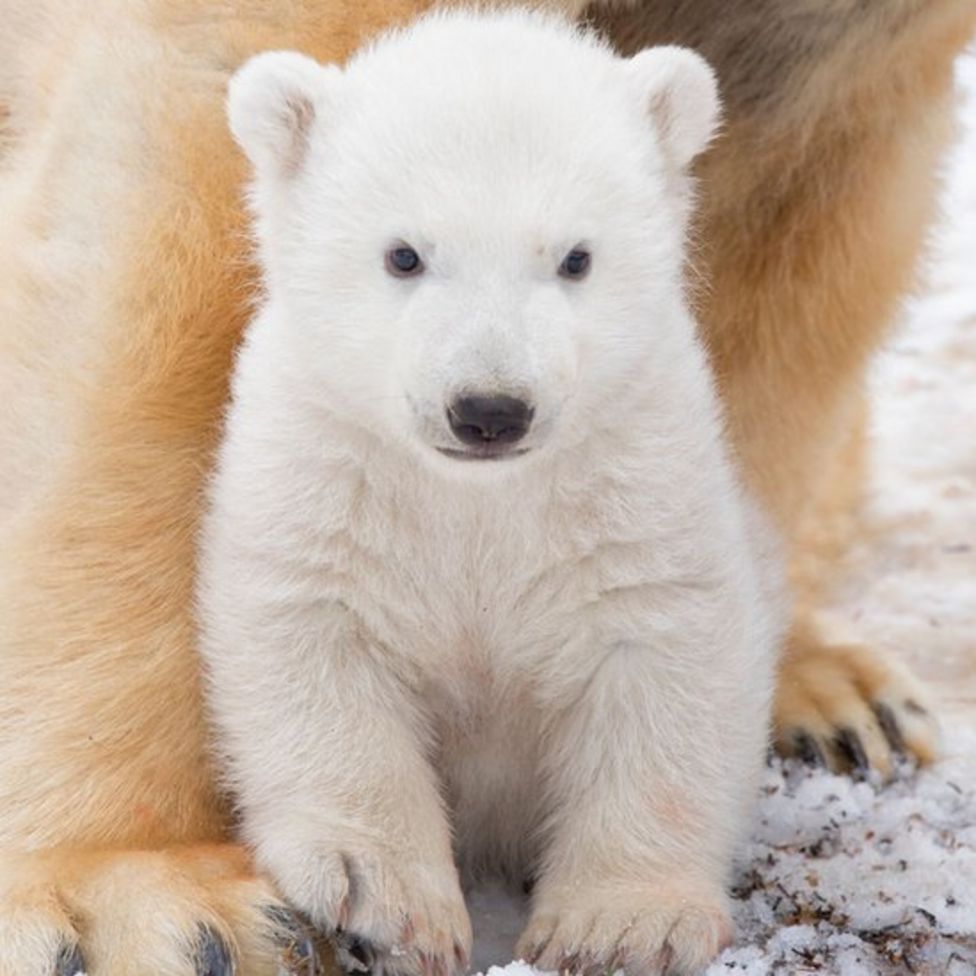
55 942 86 976
873 701 907 754
834 727 870 777
194 924 236 976
793 731 827 768
264 905 324 976
335 934 374 975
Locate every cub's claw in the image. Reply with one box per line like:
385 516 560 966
335 934 374 974
54 942 86 976
194 924 236 976
264 905 325 975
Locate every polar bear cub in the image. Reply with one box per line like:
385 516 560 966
199 9 782 975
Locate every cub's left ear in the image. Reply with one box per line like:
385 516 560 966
227 50 342 178
625 46 721 169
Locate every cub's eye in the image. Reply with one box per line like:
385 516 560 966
385 243 424 278
558 247 591 280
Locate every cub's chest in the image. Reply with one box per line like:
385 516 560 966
351 483 570 597
359 516 593 679
339 463 635 675
393 542 590 663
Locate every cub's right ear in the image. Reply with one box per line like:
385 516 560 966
227 51 341 177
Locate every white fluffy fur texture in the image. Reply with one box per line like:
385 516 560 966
199 10 784 976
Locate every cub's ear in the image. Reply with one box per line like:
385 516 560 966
227 50 341 177
625 46 720 169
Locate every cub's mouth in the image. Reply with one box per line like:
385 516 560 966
436 446 531 462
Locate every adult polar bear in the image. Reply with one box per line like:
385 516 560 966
0 0 973 974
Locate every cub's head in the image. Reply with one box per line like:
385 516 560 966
228 11 719 475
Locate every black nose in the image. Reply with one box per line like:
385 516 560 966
447 394 534 447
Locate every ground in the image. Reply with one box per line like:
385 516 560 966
466 49 976 976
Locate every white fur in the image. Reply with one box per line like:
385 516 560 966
199 10 783 975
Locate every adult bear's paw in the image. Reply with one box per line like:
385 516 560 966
775 625 940 779
0 844 332 976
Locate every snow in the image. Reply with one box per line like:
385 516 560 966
467 50 976 976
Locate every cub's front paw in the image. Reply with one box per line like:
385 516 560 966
517 882 732 975
261 837 471 976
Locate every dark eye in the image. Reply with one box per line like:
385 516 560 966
558 247 591 280
385 243 424 278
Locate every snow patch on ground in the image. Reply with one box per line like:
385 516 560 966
467 50 976 976
718 729 976 974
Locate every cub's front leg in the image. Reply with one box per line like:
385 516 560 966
520 607 773 975
199 597 471 976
